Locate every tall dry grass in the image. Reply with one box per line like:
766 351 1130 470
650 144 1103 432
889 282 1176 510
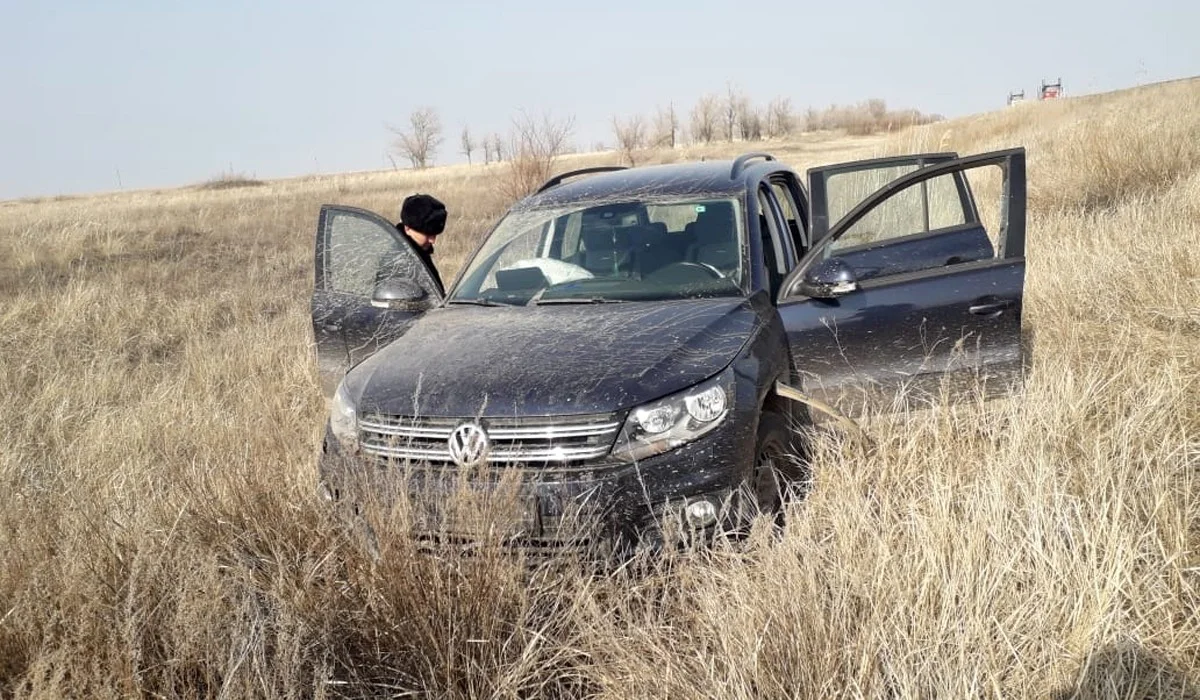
1 78 1197 698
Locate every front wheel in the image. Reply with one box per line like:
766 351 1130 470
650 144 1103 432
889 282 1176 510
752 412 792 516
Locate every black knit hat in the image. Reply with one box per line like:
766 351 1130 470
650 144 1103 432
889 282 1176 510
399 194 447 235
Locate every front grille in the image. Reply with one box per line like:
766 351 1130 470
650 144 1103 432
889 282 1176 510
358 412 622 467
412 510 607 564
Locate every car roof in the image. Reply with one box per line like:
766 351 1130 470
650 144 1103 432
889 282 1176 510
514 160 753 211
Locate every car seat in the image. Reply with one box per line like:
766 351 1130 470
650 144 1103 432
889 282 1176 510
580 225 635 276
685 203 739 276
636 222 685 277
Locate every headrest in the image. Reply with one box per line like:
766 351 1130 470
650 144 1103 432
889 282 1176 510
581 225 633 251
692 203 735 245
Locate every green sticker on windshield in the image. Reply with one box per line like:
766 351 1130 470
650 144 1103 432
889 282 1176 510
694 205 706 213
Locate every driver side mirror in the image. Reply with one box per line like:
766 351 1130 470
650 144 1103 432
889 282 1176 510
797 257 859 299
371 277 429 310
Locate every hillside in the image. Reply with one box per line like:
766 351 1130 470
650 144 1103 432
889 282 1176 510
0 78 1197 698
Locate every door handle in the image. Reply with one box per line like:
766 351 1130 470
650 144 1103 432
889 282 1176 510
969 299 1015 316
319 322 343 332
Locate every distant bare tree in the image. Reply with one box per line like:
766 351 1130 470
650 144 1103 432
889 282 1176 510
482 134 492 164
491 133 505 163
750 109 767 141
460 126 476 165
799 99 940 136
389 106 443 169
804 106 821 132
866 98 888 124
612 114 648 165
497 111 575 202
766 97 795 139
690 94 720 144
723 85 744 142
736 101 763 141
652 103 679 148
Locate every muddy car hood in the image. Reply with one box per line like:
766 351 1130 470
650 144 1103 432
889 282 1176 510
351 298 761 417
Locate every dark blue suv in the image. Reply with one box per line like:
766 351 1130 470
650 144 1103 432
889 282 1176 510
312 149 1028 551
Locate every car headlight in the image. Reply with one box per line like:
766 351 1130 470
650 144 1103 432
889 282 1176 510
329 381 358 450
612 369 733 463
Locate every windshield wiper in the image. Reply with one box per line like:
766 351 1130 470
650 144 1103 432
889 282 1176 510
533 296 625 305
447 298 502 307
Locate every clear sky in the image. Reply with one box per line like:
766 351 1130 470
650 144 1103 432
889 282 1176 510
1 0 1195 200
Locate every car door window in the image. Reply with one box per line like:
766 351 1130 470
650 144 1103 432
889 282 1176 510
803 154 993 282
824 163 919 226
808 153 967 245
324 211 409 297
829 170 969 253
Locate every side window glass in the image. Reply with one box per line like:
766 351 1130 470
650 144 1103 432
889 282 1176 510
829 171 968 252
825 164 918 225
963 165 1006 252
324 211 404 297
819 163 1009 282
927 174 969 230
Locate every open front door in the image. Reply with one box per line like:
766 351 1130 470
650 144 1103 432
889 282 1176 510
779 148 1027 416
312 205 444 395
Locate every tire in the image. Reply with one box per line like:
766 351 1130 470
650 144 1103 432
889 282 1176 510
752 411 792 516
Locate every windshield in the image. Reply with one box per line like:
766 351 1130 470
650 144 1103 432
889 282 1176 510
450 196 746 305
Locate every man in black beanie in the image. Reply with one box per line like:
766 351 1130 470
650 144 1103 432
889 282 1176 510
397 193 448 294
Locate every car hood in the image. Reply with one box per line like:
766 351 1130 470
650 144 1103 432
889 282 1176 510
351 297 761 417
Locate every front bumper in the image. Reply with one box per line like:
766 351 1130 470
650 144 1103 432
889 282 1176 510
317 403 759 551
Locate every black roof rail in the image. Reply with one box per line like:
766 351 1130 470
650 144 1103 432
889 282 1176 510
730 152 776 179
536 166 629 194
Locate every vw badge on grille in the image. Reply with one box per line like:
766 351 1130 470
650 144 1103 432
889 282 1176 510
448 422 490 466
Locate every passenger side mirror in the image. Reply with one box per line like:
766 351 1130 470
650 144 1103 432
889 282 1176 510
371 277 429 310
797 257 859 299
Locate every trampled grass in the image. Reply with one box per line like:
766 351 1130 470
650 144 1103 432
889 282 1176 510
0 78 1197 698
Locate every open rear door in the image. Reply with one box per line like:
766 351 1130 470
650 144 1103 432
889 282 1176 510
312 205 444 395
779 148 1027 416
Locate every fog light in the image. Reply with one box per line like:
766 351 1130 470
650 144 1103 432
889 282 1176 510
685 499 718 528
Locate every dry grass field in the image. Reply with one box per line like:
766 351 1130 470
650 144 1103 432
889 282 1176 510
1 78 1198 698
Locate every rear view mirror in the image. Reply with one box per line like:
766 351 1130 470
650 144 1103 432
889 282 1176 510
797 257 859 299
371 277 428 310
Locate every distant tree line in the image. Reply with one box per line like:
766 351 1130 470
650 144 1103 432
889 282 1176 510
387 87 943 170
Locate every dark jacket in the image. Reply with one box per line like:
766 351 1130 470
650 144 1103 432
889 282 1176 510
397 223 444 296
415 242 444 296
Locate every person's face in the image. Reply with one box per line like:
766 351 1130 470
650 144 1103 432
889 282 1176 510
404 226 438 252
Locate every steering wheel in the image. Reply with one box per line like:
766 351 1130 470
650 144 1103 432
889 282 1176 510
647 261 726 283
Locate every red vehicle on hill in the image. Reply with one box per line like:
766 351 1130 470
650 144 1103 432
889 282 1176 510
1040 79 1063 100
